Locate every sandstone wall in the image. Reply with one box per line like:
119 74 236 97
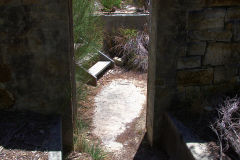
0 0 75 151
176 0 240 108
147 0 240 149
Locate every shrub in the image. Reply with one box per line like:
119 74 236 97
210 96 240 159
100 0 122 11
106 27 149 72
72 1 106 159
73 0 103 62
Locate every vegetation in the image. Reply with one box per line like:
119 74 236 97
100 0 122 11
106 27 149 72
73 118 107 160
73 0 103 62
211 96 240 159
72 0 106 159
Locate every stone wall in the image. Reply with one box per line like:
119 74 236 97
0 0 75 151
147 0 240 153
176 0 240 107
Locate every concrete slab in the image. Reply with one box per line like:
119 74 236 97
88 61 111 77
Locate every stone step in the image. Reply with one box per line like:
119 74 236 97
88 61 111 77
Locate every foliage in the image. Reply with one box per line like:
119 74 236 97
73 0 103 62
72 1 106 159
73 118 107 160
100 0 122 11
119 28 138 40
106 27 149 72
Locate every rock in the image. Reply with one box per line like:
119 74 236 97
188 8 225 30
0 89 14 110
177 69 213 86
188 41 206 55
177 56 201 69
189 30 232 42
232 22 240 42
214 66 237 83
205 0 240 7
203 43 232 66
226 7 240 22
74 43 82 50
185 86 201 98
113 57 123 66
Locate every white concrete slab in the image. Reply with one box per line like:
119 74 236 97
88 61 111 77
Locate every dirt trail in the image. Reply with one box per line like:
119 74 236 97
76 67 168 160
93 79 146 158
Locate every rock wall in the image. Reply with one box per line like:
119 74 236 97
147 0 240 150
0 0 75 151
176 0 240 108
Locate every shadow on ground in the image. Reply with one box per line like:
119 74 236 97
133 134 169 160
0 111 61 152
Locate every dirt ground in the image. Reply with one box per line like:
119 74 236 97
74 67 169 160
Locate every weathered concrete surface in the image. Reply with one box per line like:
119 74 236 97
147 0 183 147
0 0 75 152
100 14 149 33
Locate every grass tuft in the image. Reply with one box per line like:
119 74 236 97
100 0 122 11
73 118 107 160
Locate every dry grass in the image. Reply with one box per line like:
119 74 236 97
211 96 240 159
106 28 149 72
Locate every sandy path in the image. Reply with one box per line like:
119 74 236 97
93 79 146 154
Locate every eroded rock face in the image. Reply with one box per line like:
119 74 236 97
0 89 14 110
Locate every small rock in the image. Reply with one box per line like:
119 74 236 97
113 57 123 66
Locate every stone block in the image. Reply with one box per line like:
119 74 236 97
0 89 14 110
203 43 231 66
185 86 201 99
226 8 240 22
177 56 201 69
0 64 11 82
188 8 225 30
205 0 240 7
177 69 213 86
189 30 232 42
178 46 187 57
232 22 240 41
214 66 237 83
22 0 40 5
0 0 21 6
188 41 206 55
184 0 205 10
177 86 186 99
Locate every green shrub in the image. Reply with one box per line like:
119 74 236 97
101 0 122 11
73 0 103 96
73 0 103 62
72 1 106 159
